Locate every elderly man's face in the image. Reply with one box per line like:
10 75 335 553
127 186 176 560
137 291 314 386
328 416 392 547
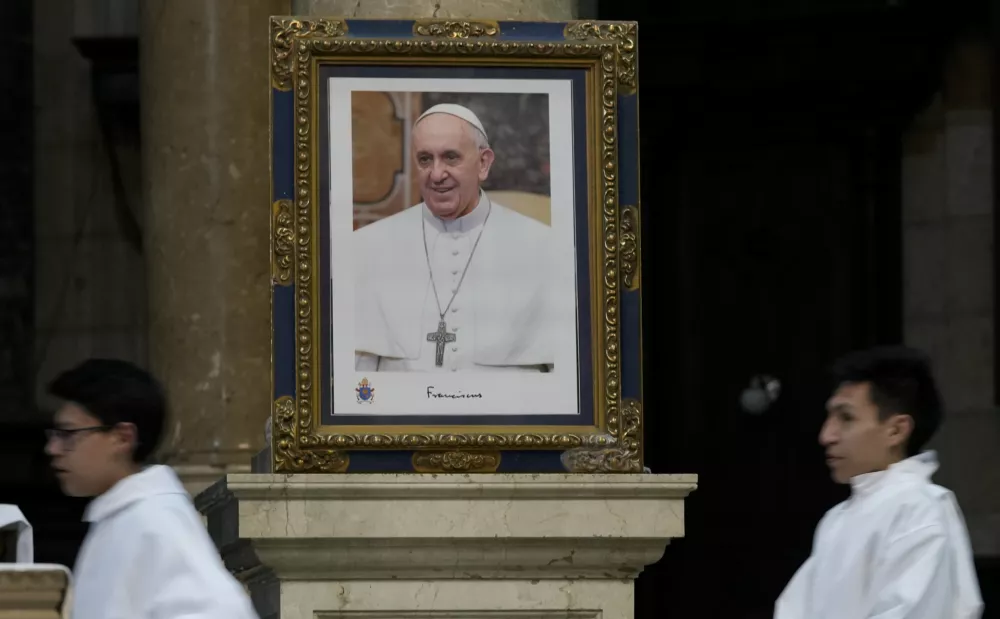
412 113 494 220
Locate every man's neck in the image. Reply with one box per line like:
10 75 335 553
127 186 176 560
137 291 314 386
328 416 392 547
97 463 143 496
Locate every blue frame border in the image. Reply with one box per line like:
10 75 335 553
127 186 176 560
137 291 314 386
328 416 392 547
316 64 593 427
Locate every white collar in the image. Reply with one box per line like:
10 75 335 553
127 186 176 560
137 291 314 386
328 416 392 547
849 450 939 498
83 464 188 523
421 189 491 234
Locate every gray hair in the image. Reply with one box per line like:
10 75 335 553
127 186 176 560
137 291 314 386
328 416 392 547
467 124 491 151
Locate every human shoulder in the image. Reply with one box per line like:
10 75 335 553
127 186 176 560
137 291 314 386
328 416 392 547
105 493 204 550
491 201 550 234
354 205 421 243
813 500 849 539
881 480 954 540
489 202 551 257
82 495 201 585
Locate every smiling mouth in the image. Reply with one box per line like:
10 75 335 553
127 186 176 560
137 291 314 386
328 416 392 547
432 187 455 194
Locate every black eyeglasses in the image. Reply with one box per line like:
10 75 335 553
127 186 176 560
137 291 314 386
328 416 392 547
45 426 112 445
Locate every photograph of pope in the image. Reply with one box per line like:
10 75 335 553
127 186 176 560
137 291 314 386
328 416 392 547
353 102 556 373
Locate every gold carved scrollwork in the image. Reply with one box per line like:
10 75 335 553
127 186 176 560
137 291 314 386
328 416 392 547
560 399 642 473
567 20 631 444
272 200 294 286
314 432 615 450
412 451 501 473
564 21 637 94
413 20 500 38
273 396 349 473
620 205 639 291
269 19 638 68
268 17 642 473
270 18 348 90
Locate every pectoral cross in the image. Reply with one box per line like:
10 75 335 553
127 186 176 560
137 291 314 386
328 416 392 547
426 320 457 367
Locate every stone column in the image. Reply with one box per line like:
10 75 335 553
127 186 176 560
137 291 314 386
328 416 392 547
140 0 289 496
292 0 585 21
902 37 1000 555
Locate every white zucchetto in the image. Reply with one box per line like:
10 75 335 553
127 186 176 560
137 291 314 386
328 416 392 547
415 103 488 141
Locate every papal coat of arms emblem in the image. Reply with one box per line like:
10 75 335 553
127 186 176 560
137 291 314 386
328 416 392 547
355 377 375 403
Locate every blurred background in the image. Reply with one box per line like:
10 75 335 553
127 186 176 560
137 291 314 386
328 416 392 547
0 0 996 617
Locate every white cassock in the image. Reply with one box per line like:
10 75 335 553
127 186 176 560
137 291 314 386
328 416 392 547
354 191 554 372
775 451 984 619
70 465 258 619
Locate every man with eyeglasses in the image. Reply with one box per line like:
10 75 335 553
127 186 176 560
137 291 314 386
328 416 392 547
45 358 258 619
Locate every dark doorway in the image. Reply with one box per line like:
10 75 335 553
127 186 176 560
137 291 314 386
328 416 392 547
595 2 960 617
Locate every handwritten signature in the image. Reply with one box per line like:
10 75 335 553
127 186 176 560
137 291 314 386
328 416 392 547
426 386 484 399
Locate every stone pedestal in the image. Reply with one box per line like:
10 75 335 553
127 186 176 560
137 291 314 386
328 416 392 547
198 474 696 619
0 567 70 619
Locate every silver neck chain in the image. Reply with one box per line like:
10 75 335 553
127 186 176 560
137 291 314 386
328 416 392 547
421 193 493 320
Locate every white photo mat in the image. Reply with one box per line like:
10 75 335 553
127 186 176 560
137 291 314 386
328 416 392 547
328 77 581 416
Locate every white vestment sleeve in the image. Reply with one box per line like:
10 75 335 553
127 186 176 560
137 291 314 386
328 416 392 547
774 556 814 619
867 525 951 619
355 352 379 371
135 526 258 619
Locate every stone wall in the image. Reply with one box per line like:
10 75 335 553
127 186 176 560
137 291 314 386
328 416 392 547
33 0 146 413
902 38 1000 556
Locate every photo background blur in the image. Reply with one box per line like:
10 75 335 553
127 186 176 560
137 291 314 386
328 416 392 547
350 91 551 230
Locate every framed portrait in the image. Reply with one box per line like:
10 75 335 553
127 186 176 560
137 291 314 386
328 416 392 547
269 17 643 474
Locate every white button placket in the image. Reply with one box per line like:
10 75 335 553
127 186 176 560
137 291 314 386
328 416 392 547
447 233 467 370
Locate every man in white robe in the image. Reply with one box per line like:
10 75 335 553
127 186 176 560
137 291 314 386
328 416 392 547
775 346 983 619
354 103 554 372
43 358 258 619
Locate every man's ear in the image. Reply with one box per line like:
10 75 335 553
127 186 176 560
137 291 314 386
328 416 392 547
113 422 139 454
478 148 495 181
885 413 914 449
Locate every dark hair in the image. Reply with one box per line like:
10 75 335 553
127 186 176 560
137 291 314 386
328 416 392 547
830 345 943 455
48 358 167 463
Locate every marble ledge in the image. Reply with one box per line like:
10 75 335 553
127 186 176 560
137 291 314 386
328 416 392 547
198 472 698 505
231 540 672 580
276 580 630 619
198 473 698 581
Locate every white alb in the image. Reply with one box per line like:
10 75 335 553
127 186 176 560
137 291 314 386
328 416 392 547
70 464 258 619
775 451 983 619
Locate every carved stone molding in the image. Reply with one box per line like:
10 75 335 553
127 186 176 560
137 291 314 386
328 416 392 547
0 568 69 619
199 472 697 580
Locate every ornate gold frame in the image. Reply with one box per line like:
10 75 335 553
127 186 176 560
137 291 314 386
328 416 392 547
269 17 642 474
